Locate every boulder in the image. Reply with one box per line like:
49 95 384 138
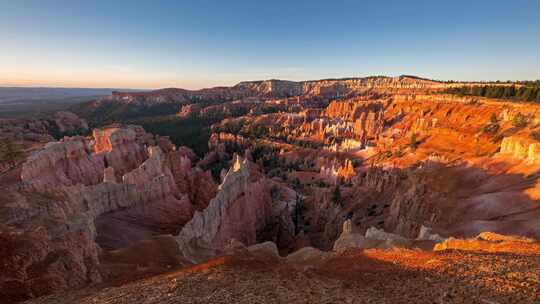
365 226 409 242
286 247 330 269
333 234 383 252
417 225 445 242
224 239 247 255
247 241 280 260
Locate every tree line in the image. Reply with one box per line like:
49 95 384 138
443 84 540 102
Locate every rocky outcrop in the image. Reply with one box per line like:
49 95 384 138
20 126 154 192
92 127 148 176
0 217 101 302
0 111 88 142
94 76 480 108
319 159 355 184
286 246 329 266
434 232 540 254
247 241 281 260
175 156 271 262
324 98 386 121
236 79 303 97
2 125 217 301
175 156 296 263
208 132 252 155
365 226 409 242
53 111 89 133
167 152 217 210
300 76 471 97
499 136 540 164
382 168 446 238
20 125 190 194
70 146 188 220
20 139 104 190
356 166 403 193
333 220 382 251
417 225 446 242
292 98 386 150
333 221 440 251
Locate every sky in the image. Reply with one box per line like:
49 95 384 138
0 0 539 90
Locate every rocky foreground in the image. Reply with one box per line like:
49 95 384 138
25 237 540 304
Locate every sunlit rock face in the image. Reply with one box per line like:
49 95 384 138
434 232 540 254
319 159 355 185
235 79 303 97
95 76 461 108
499 136 540 164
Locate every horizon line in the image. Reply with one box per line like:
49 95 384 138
1 74 539 92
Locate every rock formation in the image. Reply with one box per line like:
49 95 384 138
333 221 441 251
89 76 497 111
1 125 217 301
333 220 381 251
0 111 88 142
175 155 296 263
434 232 540 254
499 136 540 163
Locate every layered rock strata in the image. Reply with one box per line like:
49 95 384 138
1 125 217 301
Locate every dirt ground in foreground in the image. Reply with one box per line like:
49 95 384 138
25 247 540 304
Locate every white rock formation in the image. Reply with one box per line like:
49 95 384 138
175 156 274 263
416 225 446 242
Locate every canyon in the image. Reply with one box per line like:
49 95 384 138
1 75 540 303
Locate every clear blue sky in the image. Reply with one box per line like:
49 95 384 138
1 0 539 89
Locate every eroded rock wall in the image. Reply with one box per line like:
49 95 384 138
2 125 217 301
176 156 296 263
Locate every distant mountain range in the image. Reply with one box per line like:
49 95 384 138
0 87 142 104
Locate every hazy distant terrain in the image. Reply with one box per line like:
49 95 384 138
0 87 142 118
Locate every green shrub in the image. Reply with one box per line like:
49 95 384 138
331 186 342 206
490 113 498 124
481 123 499 134
410 133 418 150
0 140 23 167
530 131 540 142
512 113 528 128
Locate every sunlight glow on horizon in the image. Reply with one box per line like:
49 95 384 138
1 0 539 90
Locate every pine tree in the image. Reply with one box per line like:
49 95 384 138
410 133 418 150
490 113 498 124
0 140 22 167
471 86 482 96
479 86 487 96
331 185 342 206
512 112 528 128
503 85 516 98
